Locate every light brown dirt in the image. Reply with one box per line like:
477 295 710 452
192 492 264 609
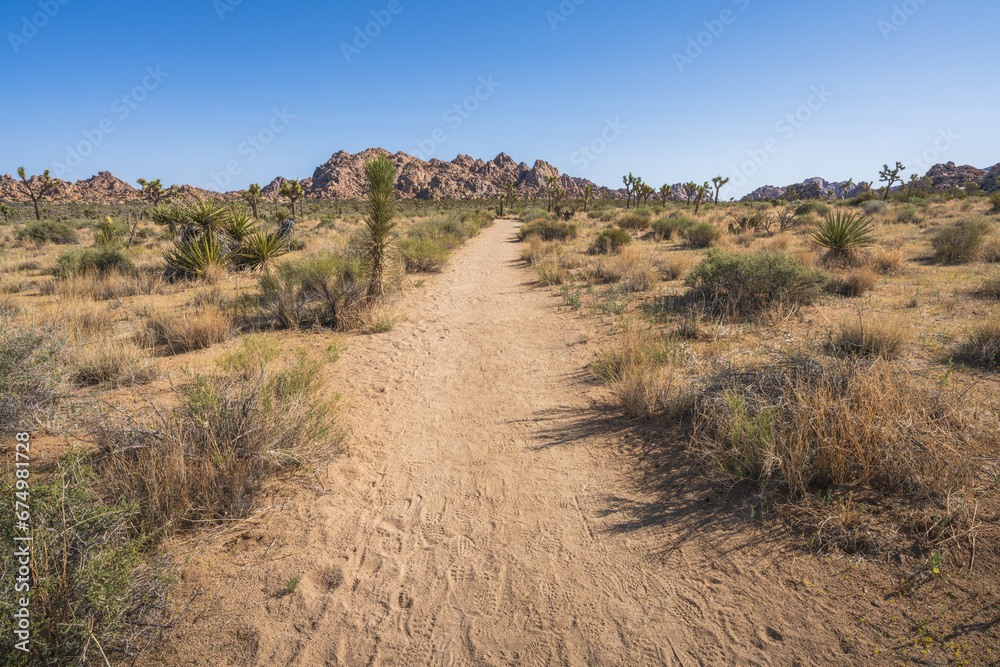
150 220 877 666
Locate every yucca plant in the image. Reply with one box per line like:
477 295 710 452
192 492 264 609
93 216 126 247
363 156 398 299
989 192 1000 215
224 208 255 242
164 233 237 277
150 203 184 235
185 199 229 232
812 211 876 256
238 230 288 272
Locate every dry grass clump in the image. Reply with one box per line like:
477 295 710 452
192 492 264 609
657 255 692 281
586 246 658 292
137 304 234 355
983 238 1000 263
48 299 114 340
957 319 1000 369
71 339 158 387
41 269 166 301
0 322 63 431
827 267 878 297
859 245 904 274
831 314 907 359
693 358 983 499
971 275 1000 300
340 297 400 334
931 217 993 264
0 296 21 317
521 235 578 286
592 322 692 420
90 348 339 533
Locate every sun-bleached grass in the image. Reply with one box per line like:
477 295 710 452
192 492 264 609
831 314 907 359
827 267 878 297
957 319 1000 369
136 304 234 355
71 339 158 387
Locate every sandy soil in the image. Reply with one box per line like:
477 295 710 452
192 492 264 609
148 220 890 666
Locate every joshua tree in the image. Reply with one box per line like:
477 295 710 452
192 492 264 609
240 183 263 218
279 179 305 217
879 161 905 200
136 178 169 205
622 173 637 209
0 204 11 222
711 176 730 205
16 167 60 220
497 182 518 217
682 182 699 205
637 182 654 208
659 184 672 207
693 182 711 215
545 175 566 213
363 156 398 300
583 184 592 212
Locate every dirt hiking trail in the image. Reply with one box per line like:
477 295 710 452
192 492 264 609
155 220 866 666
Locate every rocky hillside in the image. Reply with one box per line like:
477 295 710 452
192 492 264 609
743 162 1000 201
0 149 612 206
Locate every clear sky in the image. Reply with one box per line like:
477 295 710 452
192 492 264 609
1 0 997 199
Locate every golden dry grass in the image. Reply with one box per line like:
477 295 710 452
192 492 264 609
137 304 234 354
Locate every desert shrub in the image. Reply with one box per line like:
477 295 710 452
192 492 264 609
693 358 982 498
523 208 552 224
812 211 876 257
728 209 773 235
617 210 653 231
44 270 164 301
894 203 922 224
795 201 830 217
685 249 827 318
55 245 134 278
827 267 878 297
90 350 339 533
830 315 906 359
137 305 233 355
164 233 236 278
651 213 696 241
860 200 887 215
658 255 692 280
400 212 493 272
590 227 632 254
972 276 1000 300
586 210 601 219
682 222 720 248
71 339 158 387
236 230 289 272
0 322 63 432
517 218 577 242
931 217 993 263
592 322 691 420
989 192 1000 215
14 220 79 245
957 319 1000 369
0 456 168 664
589 247 657 291
598 209 619 222
400 236 450 272
254 254 365 330
860 246 904 274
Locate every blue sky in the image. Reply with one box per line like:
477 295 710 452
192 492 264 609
1 0 997 199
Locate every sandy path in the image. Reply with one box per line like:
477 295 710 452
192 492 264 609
160 220 861 666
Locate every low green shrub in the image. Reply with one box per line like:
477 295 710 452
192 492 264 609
932 217 993 263
651 213 696 240
683 222 720 248
14 220 79 245
0 322 63 432
795 201 831 217
590 227 632 254
685 249 827 317
617 210 653 231
55 246 134 278
518 218 577 242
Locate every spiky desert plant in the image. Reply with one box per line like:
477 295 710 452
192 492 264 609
164 233 237 278
363 156 398 299
240 183 262 218
238 230 288 272
136 177 169 205
989 192 1000 215
812 211 876 256
279 180 305 217
150 203 184 235
93 216 126 247
223 208 255 242
583 184 592 212
185 199 229 232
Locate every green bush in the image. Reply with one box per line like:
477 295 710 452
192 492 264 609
931 217 993 264
989 192 1000 215
400 236 451 272
860 200 887 215
895 203 922 224
257 253 364 330
590 227 632 254
651 212 696 240
400 211 494 272
617 210 653 231
795 201 831 217
686 249 827 317
55 246 134 277
683 222 720 248
0 322 63 432
518 218 577 242
14 220 79 245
